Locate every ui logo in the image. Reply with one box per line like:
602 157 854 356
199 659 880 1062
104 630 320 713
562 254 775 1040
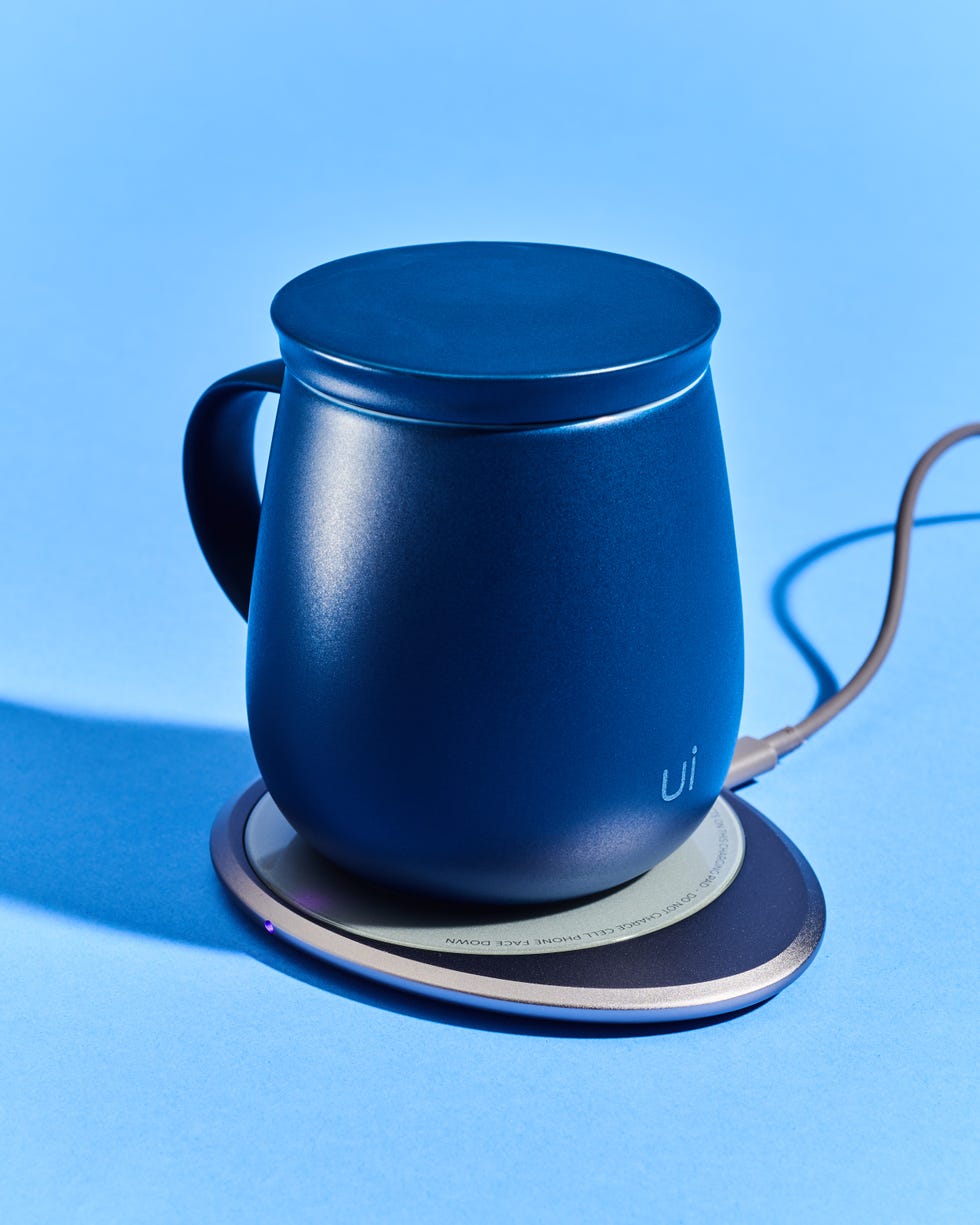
662 745 698 803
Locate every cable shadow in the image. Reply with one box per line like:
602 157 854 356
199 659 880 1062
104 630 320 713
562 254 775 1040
769 512 980 715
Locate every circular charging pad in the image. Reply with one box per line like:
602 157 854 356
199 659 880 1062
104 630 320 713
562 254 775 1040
211 783 825 1023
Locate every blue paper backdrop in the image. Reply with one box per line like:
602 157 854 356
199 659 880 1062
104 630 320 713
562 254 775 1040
1 3 977 1222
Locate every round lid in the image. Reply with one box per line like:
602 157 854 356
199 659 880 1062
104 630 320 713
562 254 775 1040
271 242 720 426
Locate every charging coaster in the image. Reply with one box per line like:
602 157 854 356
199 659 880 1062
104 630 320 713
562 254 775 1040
211 783 825 1023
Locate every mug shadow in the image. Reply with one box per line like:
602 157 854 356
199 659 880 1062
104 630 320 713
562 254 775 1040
0 696 765 1036
3 515 970 1035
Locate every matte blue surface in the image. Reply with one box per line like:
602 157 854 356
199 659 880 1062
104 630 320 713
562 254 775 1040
1 3 978 1222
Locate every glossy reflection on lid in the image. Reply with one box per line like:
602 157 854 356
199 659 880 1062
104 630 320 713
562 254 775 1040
271 242 721 425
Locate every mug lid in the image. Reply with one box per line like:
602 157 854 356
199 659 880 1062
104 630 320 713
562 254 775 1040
271 242 720 426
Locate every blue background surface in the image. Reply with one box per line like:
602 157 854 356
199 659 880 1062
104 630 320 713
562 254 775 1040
1 2 978 1220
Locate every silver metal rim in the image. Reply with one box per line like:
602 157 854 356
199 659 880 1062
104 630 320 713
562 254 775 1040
211 780 826 1023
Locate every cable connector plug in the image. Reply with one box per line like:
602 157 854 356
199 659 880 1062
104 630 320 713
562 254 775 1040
725 736 781 789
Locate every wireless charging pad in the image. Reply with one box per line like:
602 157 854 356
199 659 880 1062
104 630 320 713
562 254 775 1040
211 783 825 1023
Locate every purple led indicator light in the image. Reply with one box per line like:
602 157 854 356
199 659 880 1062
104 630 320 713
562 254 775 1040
264 920 275 934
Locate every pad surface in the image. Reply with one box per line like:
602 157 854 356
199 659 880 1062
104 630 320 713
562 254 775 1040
245 794 744 956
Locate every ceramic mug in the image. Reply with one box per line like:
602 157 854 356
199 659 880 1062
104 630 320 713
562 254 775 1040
184 242 743 903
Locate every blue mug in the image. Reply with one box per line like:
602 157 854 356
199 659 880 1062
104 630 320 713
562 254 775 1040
184 242 743 903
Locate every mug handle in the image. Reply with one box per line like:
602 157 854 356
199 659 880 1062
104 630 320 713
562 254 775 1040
183 360 285 619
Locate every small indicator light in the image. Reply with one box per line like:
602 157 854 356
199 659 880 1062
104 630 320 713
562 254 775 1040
264 920 275 933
